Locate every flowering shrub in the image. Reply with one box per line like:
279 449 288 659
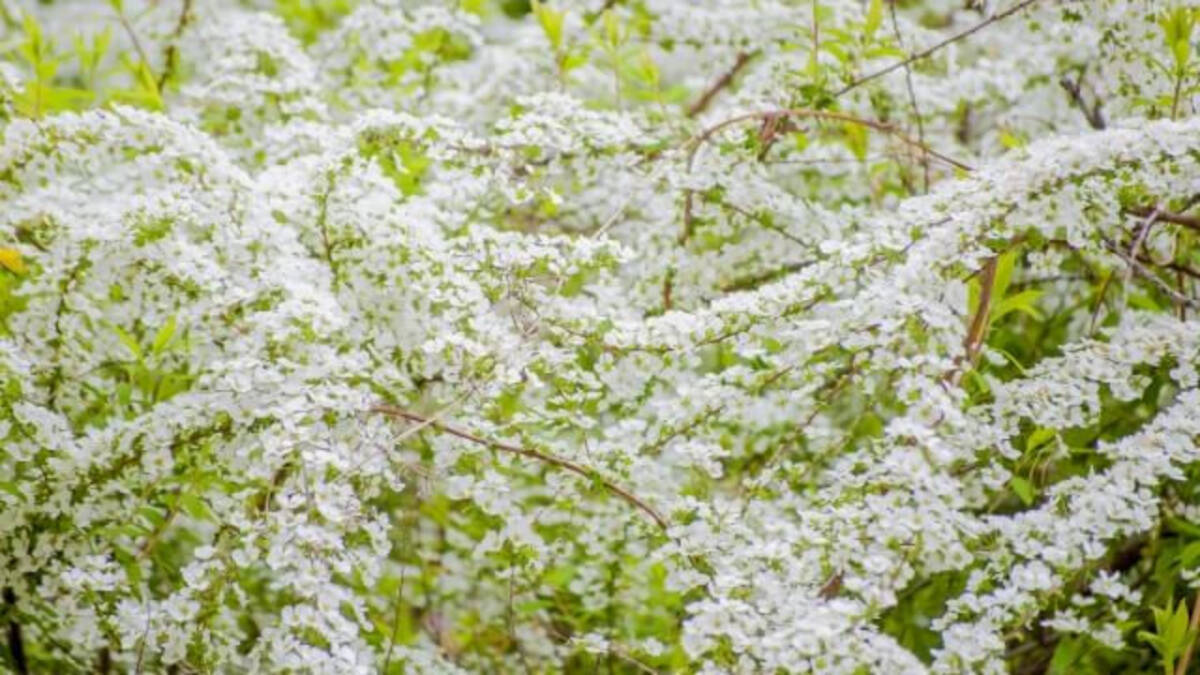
0 0 1198 672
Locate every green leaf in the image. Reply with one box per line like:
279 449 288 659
1025 427 1056 453
632 49 659 87
114 548 142 591
21 14 43 60
112 324 143 360
1178 540 1200 568
1048 636 1083 674
992 249 1017 301
967 275 981 318
560 270 586 297
152 315 177 355
1168 517 1200 538
532 0 565 51
992 289 1044 322
864 0 883 39
179 494 211 520
137 505 165 527
1174 38 1192 72
999 129 1026 149
843 121 868 161
1010 476 1036 506
603 9 621 48
1168 599 1190 652
1160 7 1196 71
43 86 94 112
562 49 589 72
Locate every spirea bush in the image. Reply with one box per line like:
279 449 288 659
0 0 1198 672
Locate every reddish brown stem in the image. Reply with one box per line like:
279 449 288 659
687 51 756 118
1126 206 1200 233
373 406 668 530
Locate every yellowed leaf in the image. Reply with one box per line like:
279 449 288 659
0 248 26 275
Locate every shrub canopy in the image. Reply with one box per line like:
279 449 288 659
1 1 1199 673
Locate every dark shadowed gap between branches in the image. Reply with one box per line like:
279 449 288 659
3 588 27 675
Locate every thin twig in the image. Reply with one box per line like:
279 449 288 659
372 406 668 530
686 51 756 118
1059 70 1106 130
134 598 151 674
1125 204 1164 289
889 0 930 192
114 7 153 76
382 549 407 672
157 0 194 91
834 0 1042 97
1126 206 1200 233
1103 238 1200 308
962 256 997 366
687 109 972 172
391 391 473 444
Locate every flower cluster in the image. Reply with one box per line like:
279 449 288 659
0 1 1198 673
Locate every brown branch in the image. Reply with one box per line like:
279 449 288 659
115 7 153 78
372 406 668 530
1125 205 1164 294
686 51 756 118
1136 254 1200 281
1102 238 1200 308
834 0 1042 97
687 108 973 172
1059 71 1105 130
963 256 997 364
1126 206 1200 233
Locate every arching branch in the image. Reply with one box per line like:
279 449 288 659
372 406 669 530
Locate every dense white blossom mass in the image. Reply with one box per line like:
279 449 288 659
0 0 1198 673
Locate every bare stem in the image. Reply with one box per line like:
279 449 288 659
835 0 1042 97
963 256 998 365
889 0 931 191
1126 205 1200 234
372 406 668 530
157 0 194 91
686 51 756 118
